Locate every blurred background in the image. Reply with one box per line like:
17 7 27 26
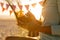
0 0 60 40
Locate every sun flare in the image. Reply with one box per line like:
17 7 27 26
19 0 44 20
0 0 44 21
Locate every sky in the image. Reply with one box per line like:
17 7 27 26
0 0 43 20
0 0 16 20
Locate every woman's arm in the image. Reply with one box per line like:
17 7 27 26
17 11 52 34
36 26 52 34
21 24 52 34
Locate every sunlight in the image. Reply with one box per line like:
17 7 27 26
29 3 43 20
0 0 44 21
20 0 42 5
20 0 43 20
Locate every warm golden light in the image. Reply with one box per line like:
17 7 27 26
20 0 44 20
29 3 43 20
40 15 44 22
20 0 42 5
0 0 44 21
